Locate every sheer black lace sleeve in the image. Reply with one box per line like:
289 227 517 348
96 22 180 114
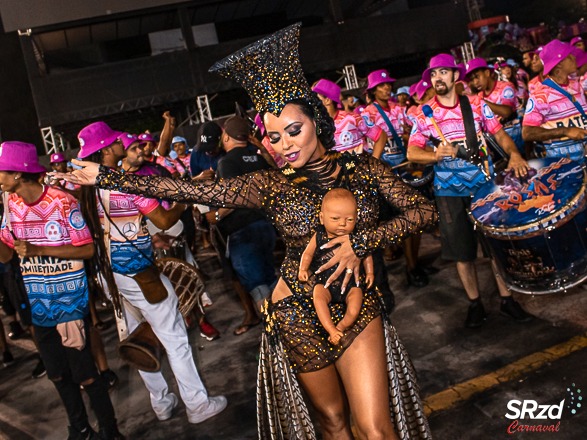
350 156 439 258
96 165 271 209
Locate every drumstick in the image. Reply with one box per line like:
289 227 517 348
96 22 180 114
391 161 412 170
422 105 448 144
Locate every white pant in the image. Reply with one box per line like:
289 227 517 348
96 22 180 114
113 272 209 417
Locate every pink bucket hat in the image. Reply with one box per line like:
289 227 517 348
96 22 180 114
422 54 466 83
0 141 46 174
540 40 574 75
570 36 583 47
464 57 490 78
138 132 155 145
572 46 587 68
78 122 123 159
415 79 432 101
50 152 67 164
366 69 396 90
120 133 139 149
312 79 342 107
408 82 419 97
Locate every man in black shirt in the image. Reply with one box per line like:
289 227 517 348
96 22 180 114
209 116 277 331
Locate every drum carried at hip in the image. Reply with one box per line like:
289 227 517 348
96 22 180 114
117 258 205 371
469 157 587 295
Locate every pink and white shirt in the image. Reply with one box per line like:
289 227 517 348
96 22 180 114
0 186 92 326
332 110 382 153
523 77 587 161
363 101 407 166
97 190 159 275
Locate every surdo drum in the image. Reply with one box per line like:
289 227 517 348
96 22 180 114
469 157 587 294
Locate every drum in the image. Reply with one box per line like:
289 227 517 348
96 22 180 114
398 162 434 188
118 321 163 372
155 257 205 320
469 157 587 294
148 219 187 260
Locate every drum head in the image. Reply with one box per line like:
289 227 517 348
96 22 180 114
470 157 586 238
147 219 184 237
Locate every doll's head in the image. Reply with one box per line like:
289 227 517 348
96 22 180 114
319 188 357 238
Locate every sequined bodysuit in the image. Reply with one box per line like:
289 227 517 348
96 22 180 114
96 151 437 439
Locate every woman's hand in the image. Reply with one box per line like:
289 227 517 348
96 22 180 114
315 235 360 293
49 159 100 185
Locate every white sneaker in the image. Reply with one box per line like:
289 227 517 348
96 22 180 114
156 393 179 421
201 291 213 307
187 395 227 424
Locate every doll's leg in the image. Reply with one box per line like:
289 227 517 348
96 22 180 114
336 288 363 332
313 285 343 344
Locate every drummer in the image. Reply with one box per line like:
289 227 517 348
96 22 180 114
363 69 431 288
465 58 525 155
522 40 587 162
311 78 387 156
407 53 533 328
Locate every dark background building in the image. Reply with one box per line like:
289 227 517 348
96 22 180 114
0 0 585 152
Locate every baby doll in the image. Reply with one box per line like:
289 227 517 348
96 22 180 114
298 188 374 345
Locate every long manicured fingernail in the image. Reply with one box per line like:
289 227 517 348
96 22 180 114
315 269 321 274
324 283 330 288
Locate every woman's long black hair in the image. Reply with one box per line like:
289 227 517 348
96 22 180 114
78 150 123 318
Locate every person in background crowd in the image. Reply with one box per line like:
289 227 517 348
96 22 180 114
170 136 192 173
407 53 532 328
312 78 387 156
522 40 587 162
0 141 124 440
121 131 220 341
465 58 525 155
252 113 285 168
528 48 545 94
76 122 227 425
364 68 430 288
570 36 585 51
206 116 277 335
49 152 80 197
139 112 186 178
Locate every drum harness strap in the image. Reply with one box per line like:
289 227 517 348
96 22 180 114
542 78 587 120
459 95 491 178
373 102 407 156
99 190 142 341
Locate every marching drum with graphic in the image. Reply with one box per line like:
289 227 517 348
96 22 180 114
470 157 587 294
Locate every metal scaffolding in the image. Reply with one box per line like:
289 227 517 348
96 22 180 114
461 42 476 63
181 95 212 126
342 65 359 90
40 126 66 155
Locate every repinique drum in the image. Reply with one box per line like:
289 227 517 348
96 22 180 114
469 157 587 294
398 162 434 188
147 219 187 260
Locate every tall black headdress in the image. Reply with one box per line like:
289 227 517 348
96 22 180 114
209 23 311 117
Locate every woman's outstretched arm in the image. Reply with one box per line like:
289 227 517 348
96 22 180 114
52 159 269 209
351 156 439 258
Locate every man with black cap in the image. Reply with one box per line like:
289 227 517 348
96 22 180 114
208 116 277 332
190 121 224 181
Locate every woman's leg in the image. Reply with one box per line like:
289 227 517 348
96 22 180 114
297 365 353 440
335 316 398 440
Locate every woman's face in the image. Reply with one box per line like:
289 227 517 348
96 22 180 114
264 103 325 168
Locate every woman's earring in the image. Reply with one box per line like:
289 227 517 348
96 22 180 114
316 126 322 136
